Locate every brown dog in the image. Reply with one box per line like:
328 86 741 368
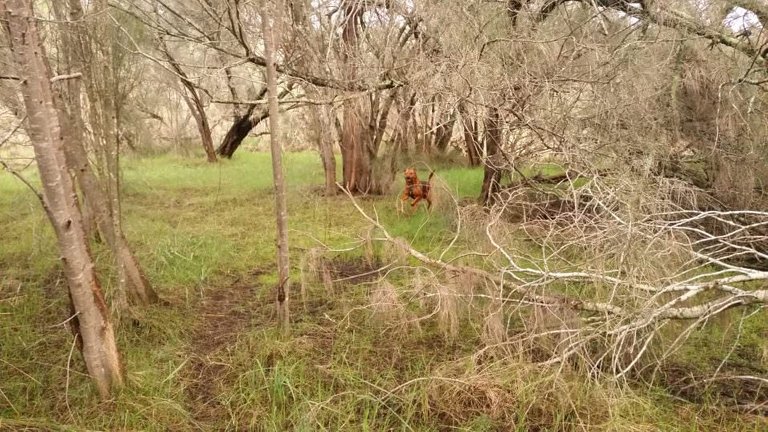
400 168 435 213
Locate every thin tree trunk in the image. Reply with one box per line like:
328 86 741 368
370 90 397 156
3 0 123 398
159 39 217 162
287 0 337 195
459 102 480 166
318 107 338 195
51 0 98 241
303 99 337 195
60 0 159 308
434 109 457 153
262 4 290 334
180 90 217 162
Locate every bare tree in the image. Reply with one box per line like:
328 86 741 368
2 0 123 398
262 2 291 333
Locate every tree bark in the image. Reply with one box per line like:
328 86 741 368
216 105 259 158
262 3 291 334
215 85 293 158
51 0 98 241
182 91 217 163
3 0 123 398
318 108 338 195
459 103 481 166
338 1 375 194
59 0 159 308
481 107 503 205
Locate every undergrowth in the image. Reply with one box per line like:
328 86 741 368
1 152 766 431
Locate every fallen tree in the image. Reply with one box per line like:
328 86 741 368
337 172 768 385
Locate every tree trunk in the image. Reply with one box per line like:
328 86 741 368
51 0 98 241
180 90 217 162
481 107 503 205
59 0 159 308
3 0 123 398
370 90 397 157
159 39 217 162
434 109 457 153
303 100 337 195
318 108 338 195
340 98 373 193
338 2 375 194
217 107 259 158
286 0 338 195
459 103 481 166
262 4 291 334
215 86 291 158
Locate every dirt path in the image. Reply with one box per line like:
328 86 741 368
181 259 379 428
183 269 269 428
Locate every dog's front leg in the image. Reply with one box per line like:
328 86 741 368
398 195 408 216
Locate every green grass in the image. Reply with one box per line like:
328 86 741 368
1 152 766 431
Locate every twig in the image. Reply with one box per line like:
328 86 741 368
50 72 82 83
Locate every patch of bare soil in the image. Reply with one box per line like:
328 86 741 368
183 268 269 427
182 257 381 426
294 256 382 325
657 361 768 415
325 256 382 285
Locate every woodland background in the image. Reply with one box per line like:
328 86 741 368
2 0 768 430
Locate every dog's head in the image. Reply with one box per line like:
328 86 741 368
404 168 418 185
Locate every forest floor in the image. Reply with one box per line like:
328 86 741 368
1 152 766 431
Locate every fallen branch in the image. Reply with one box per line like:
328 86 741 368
340 185 768 320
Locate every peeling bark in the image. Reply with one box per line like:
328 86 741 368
3 0 123 399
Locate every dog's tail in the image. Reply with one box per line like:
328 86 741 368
428 171 435 183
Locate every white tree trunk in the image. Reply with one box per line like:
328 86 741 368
2 0 123 399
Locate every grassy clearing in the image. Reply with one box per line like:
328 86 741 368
1 152 766 431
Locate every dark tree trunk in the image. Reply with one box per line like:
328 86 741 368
216 85 292 158
216 106 259 158
481 107 503 205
